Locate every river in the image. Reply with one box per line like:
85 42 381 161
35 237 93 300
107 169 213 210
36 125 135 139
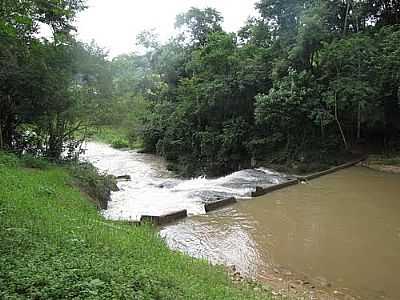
83 142 400 300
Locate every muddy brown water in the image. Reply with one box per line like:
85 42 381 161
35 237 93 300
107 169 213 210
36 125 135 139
83 143 400 300
161 167 400 300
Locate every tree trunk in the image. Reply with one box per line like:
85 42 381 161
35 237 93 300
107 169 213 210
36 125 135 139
0 123 3 150
343 0 351 35
335 92 349 150
47 114 65 160
321 118 325 139
1 95 16 150
357 51 362 140
357 101 361 140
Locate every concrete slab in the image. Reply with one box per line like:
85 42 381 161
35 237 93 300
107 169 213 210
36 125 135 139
204 197 237 212
140 210 188 225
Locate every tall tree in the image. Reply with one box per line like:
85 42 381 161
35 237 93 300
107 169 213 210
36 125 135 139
175 7 223 47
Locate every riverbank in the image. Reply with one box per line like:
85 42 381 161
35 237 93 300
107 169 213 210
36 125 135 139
361 154 400 174
256 150 363 176
0 152 273 299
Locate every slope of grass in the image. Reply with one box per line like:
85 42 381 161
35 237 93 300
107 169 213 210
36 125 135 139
0 152 272 300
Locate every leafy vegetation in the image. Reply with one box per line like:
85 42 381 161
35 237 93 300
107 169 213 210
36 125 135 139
88 127 141 149
2 1 398 176
99 2 399 176
0 0 112 159
0 151 272 299
1 1 399 298
67 161 119 209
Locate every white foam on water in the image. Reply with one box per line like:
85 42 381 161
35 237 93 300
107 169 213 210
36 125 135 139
82 142 286 221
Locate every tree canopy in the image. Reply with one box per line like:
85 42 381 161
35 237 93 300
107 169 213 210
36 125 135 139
0 0 112 158
119 3 400 176
1 2 399 175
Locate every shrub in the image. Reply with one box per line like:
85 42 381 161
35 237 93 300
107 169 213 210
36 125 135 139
67 162 118 209
20 154 50 169
0 152 19 168
111 138 129 149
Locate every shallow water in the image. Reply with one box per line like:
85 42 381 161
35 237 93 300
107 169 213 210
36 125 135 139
83 143 400 300
161 167 400 300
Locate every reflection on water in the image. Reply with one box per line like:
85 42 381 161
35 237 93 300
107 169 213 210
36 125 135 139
161 167 400 300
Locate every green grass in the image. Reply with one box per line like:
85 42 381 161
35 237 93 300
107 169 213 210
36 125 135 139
0 152 272 300
89 126 142 149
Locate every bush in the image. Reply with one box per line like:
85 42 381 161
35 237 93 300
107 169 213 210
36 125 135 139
20 154 50 169
0 152 50 169
110 138 129 149
0 152 19 168
67 162 118 209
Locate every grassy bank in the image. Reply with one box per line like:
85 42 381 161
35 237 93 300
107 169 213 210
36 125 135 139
0 152 272 299
89 126 142 149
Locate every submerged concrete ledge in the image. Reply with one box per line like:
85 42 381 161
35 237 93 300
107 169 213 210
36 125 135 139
250 157 366 198
116 175 131 181
204 197 237 212
140 209 188 226
113 157 367 226
296 156 367 181
251 178 299 197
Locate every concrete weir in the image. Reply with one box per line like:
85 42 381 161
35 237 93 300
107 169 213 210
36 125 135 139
121 157 367 225
140 210 188 225
116 175 131 181
251 178 299 197
295 157 367 181
251 157 367 198
204 197 237 212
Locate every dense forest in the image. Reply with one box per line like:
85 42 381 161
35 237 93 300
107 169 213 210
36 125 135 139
1 0 399 176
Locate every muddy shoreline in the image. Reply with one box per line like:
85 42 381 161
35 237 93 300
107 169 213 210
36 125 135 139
361 162 400 174
360 155 400 174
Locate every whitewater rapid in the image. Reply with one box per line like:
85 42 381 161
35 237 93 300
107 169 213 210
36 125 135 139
82 142 289 221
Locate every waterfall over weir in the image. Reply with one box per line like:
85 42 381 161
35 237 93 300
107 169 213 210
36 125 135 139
82 142 290 221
